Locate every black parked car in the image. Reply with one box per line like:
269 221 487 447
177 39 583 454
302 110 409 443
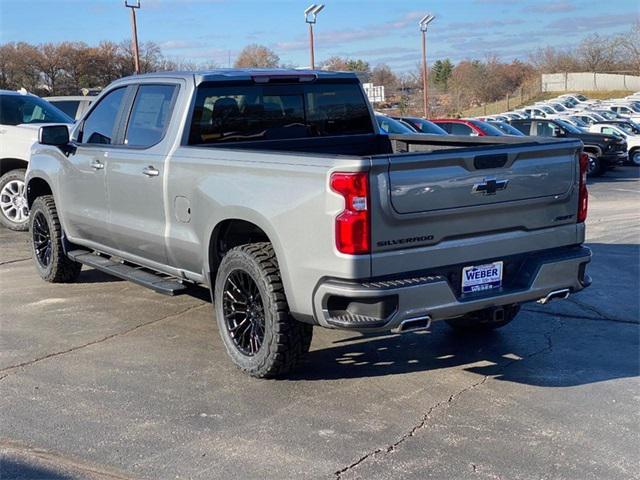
509 118 627 177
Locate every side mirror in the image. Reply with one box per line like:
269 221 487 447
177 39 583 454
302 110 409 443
39 125 70 147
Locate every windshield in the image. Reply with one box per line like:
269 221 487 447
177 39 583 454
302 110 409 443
0 94 72 125
596 110 619 120
618 122 640 135
469 120 505 136
568 116 589 128
555 119 582 134
576 94 588 101
489 121 524 136
627 104 640 113
550 103 566 112
188 81 373 144
541 106 555 114
376 115 415 134
406 118 447 135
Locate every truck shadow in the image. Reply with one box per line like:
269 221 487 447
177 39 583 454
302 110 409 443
292 317 639 386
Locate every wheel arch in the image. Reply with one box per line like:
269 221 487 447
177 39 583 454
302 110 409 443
582 145 602 157
26 176 54 208
0 158 28 177
204 214 292 301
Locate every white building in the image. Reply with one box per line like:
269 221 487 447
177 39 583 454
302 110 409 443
362 83 385 104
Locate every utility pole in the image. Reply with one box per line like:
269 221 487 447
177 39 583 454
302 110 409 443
419 14 435 118
304 4 324 69
125 0 141 74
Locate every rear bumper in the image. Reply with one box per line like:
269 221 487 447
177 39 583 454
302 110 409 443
312 245 592 332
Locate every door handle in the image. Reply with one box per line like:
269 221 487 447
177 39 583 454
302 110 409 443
142 165 159 177
90 160 104 170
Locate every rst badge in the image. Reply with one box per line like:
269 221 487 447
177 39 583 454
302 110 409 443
462 261 503 294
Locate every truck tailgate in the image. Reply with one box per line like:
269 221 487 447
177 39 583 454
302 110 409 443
369 139 584 273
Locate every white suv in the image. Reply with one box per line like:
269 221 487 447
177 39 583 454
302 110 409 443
0 90 72 230
589 122 640 166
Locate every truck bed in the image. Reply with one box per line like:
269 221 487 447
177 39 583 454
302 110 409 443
193 133 565 157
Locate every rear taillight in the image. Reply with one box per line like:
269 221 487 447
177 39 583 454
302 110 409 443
578 152 588 223
330 172 370 254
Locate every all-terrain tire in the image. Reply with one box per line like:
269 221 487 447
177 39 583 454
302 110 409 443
29 195 82 283
446 305 520 333
0 169 29 231
214 242 313 378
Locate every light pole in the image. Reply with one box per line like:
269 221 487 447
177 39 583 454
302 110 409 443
419 14 435 118
304 4 324 69
125 0 141 74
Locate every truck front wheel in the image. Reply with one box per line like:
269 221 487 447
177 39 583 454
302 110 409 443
445 305 520 333
214 242 313 378
29 195 82 283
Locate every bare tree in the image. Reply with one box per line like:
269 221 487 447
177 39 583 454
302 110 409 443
234 44 279 68
617 21 640 73
577 34 616 72
371 64 398 89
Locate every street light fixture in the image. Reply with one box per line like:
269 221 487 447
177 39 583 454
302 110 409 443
125 0 141 74
305 4 325 69
419 14 435 118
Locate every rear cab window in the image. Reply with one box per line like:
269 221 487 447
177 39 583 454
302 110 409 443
188 80 373 145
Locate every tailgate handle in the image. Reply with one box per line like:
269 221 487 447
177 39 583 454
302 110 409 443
474 153 508 170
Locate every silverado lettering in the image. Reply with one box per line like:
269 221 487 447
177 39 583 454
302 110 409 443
377 235 434 247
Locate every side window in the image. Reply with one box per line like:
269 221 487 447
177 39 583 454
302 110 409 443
51 100 80 119
436 122 452 133
536 121 555 137
513 122 531 134
450 123 473 135
82 88 127 145
125 85 177 147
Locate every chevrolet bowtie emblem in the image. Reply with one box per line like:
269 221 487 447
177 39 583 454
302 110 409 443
472 177 509 195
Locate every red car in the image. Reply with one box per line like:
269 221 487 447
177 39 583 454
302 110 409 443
431 118 505 136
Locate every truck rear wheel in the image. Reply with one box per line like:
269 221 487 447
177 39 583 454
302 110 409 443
0 169 29 231
214 242 313 378
446 305 520 333
29 195 82 283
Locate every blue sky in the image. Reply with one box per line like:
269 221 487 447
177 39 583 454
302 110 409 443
1 0 638 71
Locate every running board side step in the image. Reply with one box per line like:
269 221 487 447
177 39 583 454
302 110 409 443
67 250 187 296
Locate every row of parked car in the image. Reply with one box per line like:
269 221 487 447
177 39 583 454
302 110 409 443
377 91 640 177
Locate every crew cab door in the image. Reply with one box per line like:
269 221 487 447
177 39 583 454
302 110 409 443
106 83 179 265
61 86 130 246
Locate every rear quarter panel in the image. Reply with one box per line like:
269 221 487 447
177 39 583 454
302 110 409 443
165 147 372 317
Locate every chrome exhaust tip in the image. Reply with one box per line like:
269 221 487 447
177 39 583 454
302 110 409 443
537 288 571 305
392 316 432 333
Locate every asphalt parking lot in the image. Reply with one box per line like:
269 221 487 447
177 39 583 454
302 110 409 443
1 168 638 480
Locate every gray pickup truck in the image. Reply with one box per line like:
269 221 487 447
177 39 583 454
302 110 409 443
26 70 591 378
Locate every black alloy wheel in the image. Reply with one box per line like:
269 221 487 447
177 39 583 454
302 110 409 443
222 270 266 356
32 211 52 269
